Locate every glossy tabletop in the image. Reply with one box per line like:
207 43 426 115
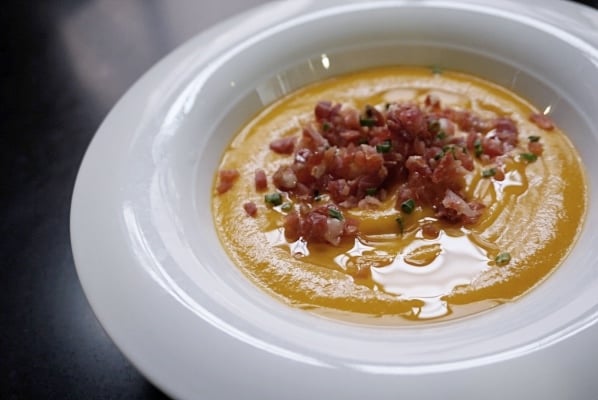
2 1 597 399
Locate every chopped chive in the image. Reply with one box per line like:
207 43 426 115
495 252 511 265
376 140 392 153
443 145 457 159
431 64 443 75
474 139 483 157
264 192 283 206
428 119 441 133
322 122 331 132
385 102 391 110
436 131 447 140
280 202 292 212
482 168 497 178
520 152 538 162
396 217 404 234
328 208 343 220
528 135 541 142
401 198 415 214
365 188 377 196
359 118 376 127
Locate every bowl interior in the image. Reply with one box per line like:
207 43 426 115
141 2 598 370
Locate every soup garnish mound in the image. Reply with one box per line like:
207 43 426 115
212 67 586 323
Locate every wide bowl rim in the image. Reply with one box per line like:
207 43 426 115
70 1 598 399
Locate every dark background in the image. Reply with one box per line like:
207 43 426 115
1 1 597 399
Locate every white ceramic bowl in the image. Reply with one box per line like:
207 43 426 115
71 1 598 399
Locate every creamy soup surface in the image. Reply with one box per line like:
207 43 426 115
212 67 586 324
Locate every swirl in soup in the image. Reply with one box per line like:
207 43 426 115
212 67 586 323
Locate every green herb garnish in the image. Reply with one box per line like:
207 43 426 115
396 217 404 234
376 140 392 153
264 192 283 206
474 139 483 157
428 120 447 140
328 208 343 220
442 145 457 160
280 202 292 212
365 188 377 196
520 152 538 162
495 252 511 265
528 135 541 142
359 118 376 127
322 122 331 132
482 168 496 178
401 199 415 214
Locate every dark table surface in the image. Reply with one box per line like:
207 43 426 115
2 1 597 399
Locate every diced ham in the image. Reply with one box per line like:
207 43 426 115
438 189 484 224
272 166 297 190
314 100 341 120
339 129 362 143
341 108 361 130
369 126 392 144
493 166 505 181
269 136 296 154
482 135 506 157
440 118 455 135
302 210 329 243
442 190 476 217
216 169 239 194
254 169 267 191
431 151 468 190
358 196 382 209
329 144 386 180
323 218 345 246
327 179 351 200
441 108 474 131
494 117 518 138
528 140 544 156
261 97 542 243
422 222 440 239
283 211 301 242
387 103 428 140
406 155 431 176
425 94 441 110
243 201 258 217
282 204 358 245
529 113 555 131
299 124 329 151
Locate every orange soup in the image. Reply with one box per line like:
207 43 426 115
212 67 586 323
